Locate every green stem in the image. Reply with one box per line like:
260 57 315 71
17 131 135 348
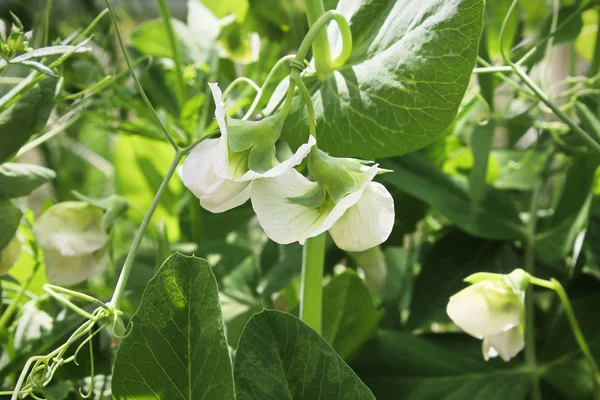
530 277 600 398
524 183 542 400
246 54 296 119
103 0 179 150
109 150 184 309
305 0 332 77
0 256 41 333
44 0 52 47
300 234 326 334
156 0 187 101
499 0 600 155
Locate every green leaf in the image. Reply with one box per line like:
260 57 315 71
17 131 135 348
535 156 598 263
353 331 530 400
469 122 495 203
279 0 484 158
10 45 88 63
0 76 58 163
0 163 56 198
0 198 22 251
381 153 525 240
406 230 520 331
492 150 547 190
112 253 235 400
234 309 375 399
322 270 383 360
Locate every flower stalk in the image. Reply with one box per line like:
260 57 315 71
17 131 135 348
300 233 326 334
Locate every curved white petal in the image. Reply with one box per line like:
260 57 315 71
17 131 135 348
208 82 227 138
33 202 108 256
200 180 251 213
235 135 316 182
483 326 524 362
329 182 394 251
182 137 250 213
44 246 109 286
251 165 378 245
446 281 523 339
251 168 323 244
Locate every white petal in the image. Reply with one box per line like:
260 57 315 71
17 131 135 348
235 135 316 181
33 202 108 256
446 281 523 339
208 82 227 138
250 168 324 244
44 246 109 286
200 180 251 213
182 137 250 213
251 165 378 245
329 182 394 251
483 327 524 362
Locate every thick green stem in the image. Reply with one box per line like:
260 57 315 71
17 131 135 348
524 183 542 400
530 276 600 398
300 234 326 334
305 0 332 77
157 0 187 102
109 150 184 309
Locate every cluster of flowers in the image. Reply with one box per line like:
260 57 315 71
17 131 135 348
181 83 395 252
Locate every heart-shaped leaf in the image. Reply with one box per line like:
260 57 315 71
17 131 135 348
112 253 235 400
280 0 484 158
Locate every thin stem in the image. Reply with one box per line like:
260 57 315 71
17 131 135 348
530 277 600 397
156 0 186 101
246 54 296 119
305 0 332 77
222 77 261 103
524 182 542 400
499 0 600 155
109 150 184 309
103 0 179 150
0 254 41 333
473 66 513 74
299 234 326 334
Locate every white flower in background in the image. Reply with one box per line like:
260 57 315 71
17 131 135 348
446 269 530 362
0 235 22 275
250 148 394 252
33 202 109 286
182 82 315 213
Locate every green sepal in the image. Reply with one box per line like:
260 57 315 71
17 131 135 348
227 113 285 153
504 268 531 292
71 191 129 232
308 148 359 203
287 184 326 208
248 143 277 173
463 272 504 284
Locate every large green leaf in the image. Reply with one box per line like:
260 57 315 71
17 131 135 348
0 76 58 163
406 230 519 331
353 331 531 400
381 153 525 240
535 155 598 263
234 310 375 399
279 0 484 158
112 253 235 400
0 199 22 251
322 270 383 360
0 163 56 198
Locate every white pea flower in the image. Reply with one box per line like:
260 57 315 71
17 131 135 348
250 148 394 252
181 82 315 213
0 235 22 275
446 269 530 362
33 202 109 286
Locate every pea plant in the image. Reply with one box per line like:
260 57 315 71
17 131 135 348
0 0 599 398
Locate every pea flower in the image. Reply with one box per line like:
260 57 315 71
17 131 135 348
0 235 22 275
446 269 530 362
33 202 109 286
250 148 394 252
182 83 315 213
